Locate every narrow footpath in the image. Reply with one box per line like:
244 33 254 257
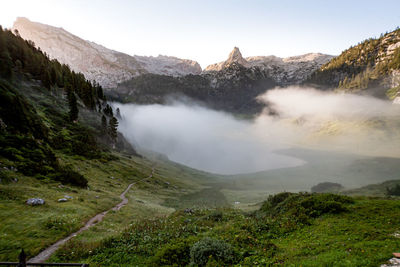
28 167 155 263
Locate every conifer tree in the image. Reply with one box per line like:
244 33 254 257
103 104 113 117
108 116 118 142
0 27 13 79
101 115 107 135
116 108 121 119
41 67 52 89
67 86 79 122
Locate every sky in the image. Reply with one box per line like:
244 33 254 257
0 0 399 68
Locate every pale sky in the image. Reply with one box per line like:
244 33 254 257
1 0 399 68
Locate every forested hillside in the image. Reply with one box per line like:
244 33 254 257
0 26 131 187
307 28 400 99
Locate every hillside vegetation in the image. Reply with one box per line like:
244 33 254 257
50 193 400 266
0 26 127 187
0 27 218 261
307 28 400 98
1 24 400 267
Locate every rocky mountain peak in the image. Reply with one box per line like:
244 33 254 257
226 47 248 66
204 47 250 71
204 47 333 84
12 17 202 88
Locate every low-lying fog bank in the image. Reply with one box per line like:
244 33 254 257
113 102 305 174
113 87 400 175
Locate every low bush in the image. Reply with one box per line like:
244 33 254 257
190 237 236 266
50 166 88 188
204 210 224 222
261 192 353 218
386 184 400 196
255 193 355 236
150 238 194 266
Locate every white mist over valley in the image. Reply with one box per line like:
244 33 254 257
115 87 400 175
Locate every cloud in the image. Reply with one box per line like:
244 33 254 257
114 87 400 174
259 87 395 119
114 101 304 174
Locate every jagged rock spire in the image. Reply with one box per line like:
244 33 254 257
204 47 250 71
224 47 249 67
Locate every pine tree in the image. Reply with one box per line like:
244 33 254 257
101 115 107 135
67 85 79 122
41 67 52 89
0 27 13 79
108 116 118 142
103 104 113 117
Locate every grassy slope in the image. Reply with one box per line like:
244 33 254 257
0 78 221 261
1 66 400 265
344 179 400 197
50 194 400 266
0 150 220 261
272 198 400 266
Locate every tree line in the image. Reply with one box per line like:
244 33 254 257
0 26 119 143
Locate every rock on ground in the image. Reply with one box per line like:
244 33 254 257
26 198 45 206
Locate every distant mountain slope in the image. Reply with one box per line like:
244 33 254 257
0 25 138 186
307 28 400 100
110 47 332 114
110 62 276 114
205 47 333 85
344 179 400 197
12 17 202 88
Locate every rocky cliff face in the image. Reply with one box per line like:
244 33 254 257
12 17 202 88
205 47 333 85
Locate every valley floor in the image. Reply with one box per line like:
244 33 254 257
0 152 216 262
1 149 400 266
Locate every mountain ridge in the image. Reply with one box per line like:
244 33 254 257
12 17 332 89
205 47 333 85
306 27 400 101
12 17 202 88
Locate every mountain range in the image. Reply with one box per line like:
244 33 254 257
12 17 332 88
11 17 400 113
2 15 400 267
12 17 202 88
205 47 333 85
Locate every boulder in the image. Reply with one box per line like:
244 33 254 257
58 198 68 202
26 198 45 206
184 208 194 214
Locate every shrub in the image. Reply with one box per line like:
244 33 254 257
256 192 354 235
150 238 193 266
51 166 88 187
386 184 400 196
204 210 224 222
300 198 347 217
260 192 294 213
190 237 236 266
